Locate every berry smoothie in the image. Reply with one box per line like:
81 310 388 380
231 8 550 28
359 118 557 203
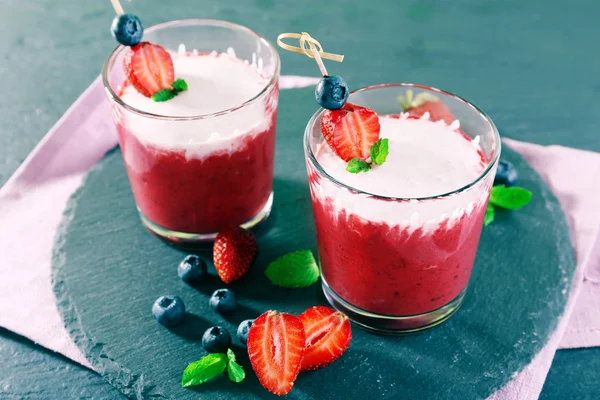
116 47 278 235
308 114 493 317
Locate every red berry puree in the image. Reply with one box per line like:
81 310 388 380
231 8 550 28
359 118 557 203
116 112 277 234
309 189 488 315
308 114 494 316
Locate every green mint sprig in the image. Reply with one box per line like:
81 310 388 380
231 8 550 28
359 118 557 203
346 138 389 174
265 250 320 288
346 159 371 173
485 185 533 226
182 348 245 388
152 78 188 102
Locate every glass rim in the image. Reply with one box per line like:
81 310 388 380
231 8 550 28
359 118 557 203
101 18 280 121
304 83 502 202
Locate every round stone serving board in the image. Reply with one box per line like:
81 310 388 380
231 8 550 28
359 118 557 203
52 88 575 400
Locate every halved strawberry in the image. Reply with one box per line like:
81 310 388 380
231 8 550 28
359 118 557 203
124 42 175 97
321 102 381 162
213 227 258 284
298 306 352 371
398 90 457 125
247 310 306 396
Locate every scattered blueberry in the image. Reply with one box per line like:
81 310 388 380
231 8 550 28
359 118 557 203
152 295 185 326
237 319 254 345
202 326 232 353
494 160 519 187
209 289 237 314
315 75 349 110
177 255 207 285
111 13 144 47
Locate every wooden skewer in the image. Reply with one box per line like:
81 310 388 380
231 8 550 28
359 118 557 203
306 40 328 76
110 0 125 15
277 32 344 77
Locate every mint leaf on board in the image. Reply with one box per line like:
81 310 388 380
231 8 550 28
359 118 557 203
172 78 188 92
370 138 389 165
151 89 177 102
484 204 495 226
346 158 371 174
182 353 227 388
226 349 245 383
489 185 533 210
265 250 320 288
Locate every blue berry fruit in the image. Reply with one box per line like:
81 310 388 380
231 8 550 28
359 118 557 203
111 13 144 47
315 75 349 110
202 326 232 353
237 319 254 345
152 295 185 326
494 160 519 186
209 289 236 314
177 255 207 285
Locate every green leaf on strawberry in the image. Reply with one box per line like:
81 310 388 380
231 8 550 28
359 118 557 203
346 158 371 174
370 138 389 165
265 250 320 288
182 353 227 388
489 185 533 210
172 78 188 92
151 89 177 102
151 78 189 102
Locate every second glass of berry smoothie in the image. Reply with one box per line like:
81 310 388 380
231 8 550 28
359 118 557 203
102 20 279 243
305 84 500 333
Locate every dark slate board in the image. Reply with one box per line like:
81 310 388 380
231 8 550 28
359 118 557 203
52 87 575 400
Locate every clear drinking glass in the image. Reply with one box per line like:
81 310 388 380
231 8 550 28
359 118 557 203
304 84 500 334
102 20 280 244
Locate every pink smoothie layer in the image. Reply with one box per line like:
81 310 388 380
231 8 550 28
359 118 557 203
117 48 277 234
309 114 491 316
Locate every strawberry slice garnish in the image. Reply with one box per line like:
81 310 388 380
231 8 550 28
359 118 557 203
247 310 306 396
398 90 457 125
321 102 381 162
213 227 258 284
298 306 352 371
124 42 175 97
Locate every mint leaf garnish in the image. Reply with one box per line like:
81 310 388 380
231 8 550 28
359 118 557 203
172 78 188 92
370 138 389 165
151 78 188 102
484 204 495 226
265 250 320 288
346 158 371 174
489 185 533 210
226 349 245 383
182 353 227 388
151 89 177 102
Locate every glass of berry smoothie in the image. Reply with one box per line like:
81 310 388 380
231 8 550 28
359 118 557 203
305 84 500 333
102 20 279 243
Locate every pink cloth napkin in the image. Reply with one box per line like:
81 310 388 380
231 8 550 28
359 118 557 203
0 76 598 399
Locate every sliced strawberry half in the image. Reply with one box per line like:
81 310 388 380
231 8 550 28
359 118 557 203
298 306 352 371
247 310 306 396
213 227 258 284
398 90 457 125
124 42 175 97
321 102 381 162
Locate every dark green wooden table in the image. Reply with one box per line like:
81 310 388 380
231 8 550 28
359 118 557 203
1 0 599 399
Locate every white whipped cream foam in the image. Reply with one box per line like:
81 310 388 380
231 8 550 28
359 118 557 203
117 46 275 159
311 114 492 232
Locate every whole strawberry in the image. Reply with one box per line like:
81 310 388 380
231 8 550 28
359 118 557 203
213 227 258 284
